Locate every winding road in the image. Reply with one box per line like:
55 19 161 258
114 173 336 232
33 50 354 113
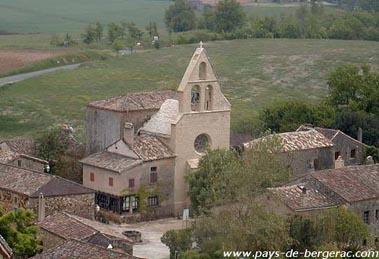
0 63 81 86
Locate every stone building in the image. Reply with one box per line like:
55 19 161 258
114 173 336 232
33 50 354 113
82 45 231 217
244 130 335 178
0 138 48 172
297 125 366 166
0 163 95 220
0 235 12 259
38 212 134 254
0 151 48 172
31 239 139 259
270 164 379 234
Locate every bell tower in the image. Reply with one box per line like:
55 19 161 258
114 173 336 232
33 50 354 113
171 42 231 214
177 42 230 114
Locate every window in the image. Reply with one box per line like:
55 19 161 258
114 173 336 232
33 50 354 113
205 85 212 110
90 172 95 182
194 134 210 153
351 149 356 159
109 177 114 187
199 62 207 80
122 195 138 212
17 160 22 167
147 196 159 207
313 159 320 170
129 178 135 188
335 151 340 160
191 85 201 111
363 211 370 224
150 167 158 183
376 210 379 220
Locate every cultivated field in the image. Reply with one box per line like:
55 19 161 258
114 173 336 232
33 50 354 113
0 38 378 139
0 49 73 72
0 0 170 34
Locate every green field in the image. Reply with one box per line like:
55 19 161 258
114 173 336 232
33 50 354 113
0 0 170 34
0 38 378 139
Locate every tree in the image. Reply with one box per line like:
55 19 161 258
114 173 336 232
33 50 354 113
125 22 144 52
82 24 97 44
260 99 335 133
107 22 125 43
36 127 70 162
146 21 158 37
161 229 192 259
213 0 246 33
165 0 196 32
0 208 41 258
95 22 104 42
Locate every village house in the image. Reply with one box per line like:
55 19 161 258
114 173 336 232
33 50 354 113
0 138 48 172
269 162 379 234
82 44 231 218
0 163 95 220
0 235 12 259
244 130 335 178
38 212 134 254
30 239 139 259
297 125 366 166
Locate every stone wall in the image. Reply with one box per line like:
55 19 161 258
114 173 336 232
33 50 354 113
0 189 28 212
8 157 46 172
39 229 66 251
280 147 335 179
29 193 95 220
332 133 365 166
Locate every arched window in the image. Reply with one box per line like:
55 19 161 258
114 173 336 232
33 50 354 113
205 85 212 110
199 62 207 80
191 85 201 111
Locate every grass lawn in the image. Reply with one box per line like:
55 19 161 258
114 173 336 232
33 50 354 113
0 38 378 139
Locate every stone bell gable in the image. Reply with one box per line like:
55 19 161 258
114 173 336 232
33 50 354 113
177 44 231 114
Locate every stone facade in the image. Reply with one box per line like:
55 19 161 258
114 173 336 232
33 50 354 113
280 147 335 179
0 188 95 220
7 156 47 172
82 46 231 218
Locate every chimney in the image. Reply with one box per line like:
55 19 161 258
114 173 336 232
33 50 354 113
366 156 374 165
123 122 134 146
38 193 45 222
335 156 344 169
357 127 363 143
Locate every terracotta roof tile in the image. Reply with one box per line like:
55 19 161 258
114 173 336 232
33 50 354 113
0 164 94 197
0 151 20 163
88 91 178 112
31 239 137 259
38 212 97 240
271 182 339 211
80 151 142 173
245 130 334 152
0 138 36 156
132 134 175 161
311 164 379 202
0 234 12 258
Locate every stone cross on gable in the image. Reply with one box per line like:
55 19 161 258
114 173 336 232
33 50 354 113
199 41 203 49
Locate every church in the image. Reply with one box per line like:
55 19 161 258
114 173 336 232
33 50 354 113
80 44 231 218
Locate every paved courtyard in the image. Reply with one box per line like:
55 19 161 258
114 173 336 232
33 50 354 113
73 216 187 259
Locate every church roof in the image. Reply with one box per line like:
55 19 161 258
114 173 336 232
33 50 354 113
0 163 94 197
87 91 178 112
132 134 175 161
